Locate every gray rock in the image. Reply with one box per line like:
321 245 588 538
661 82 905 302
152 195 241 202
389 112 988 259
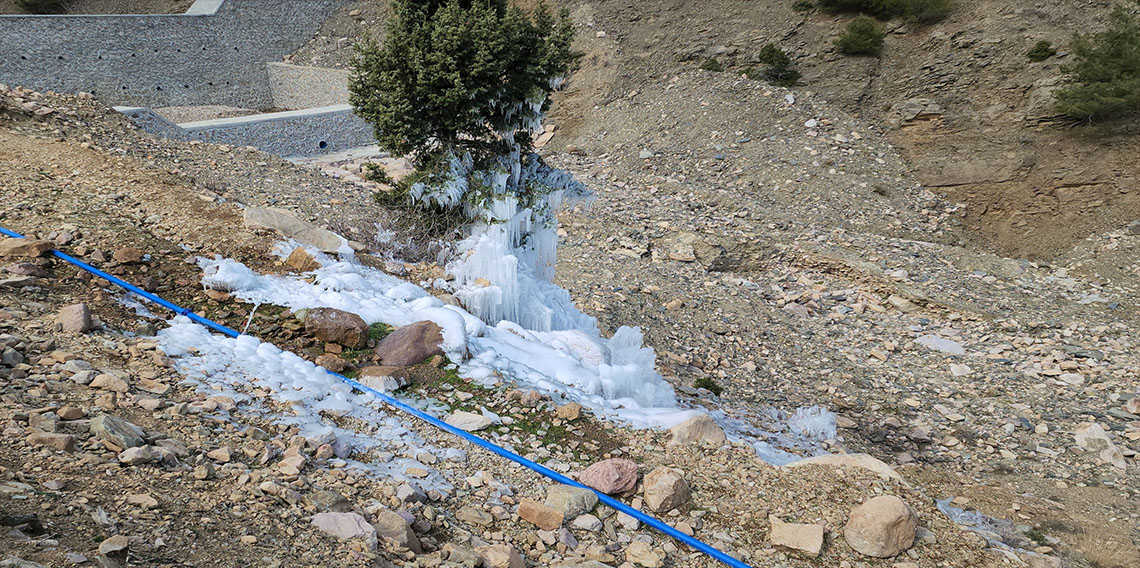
544 484 599 518
311 512 377 550
58 304 94 334
90 414 145 449
445 411 492 432
372 509 421 553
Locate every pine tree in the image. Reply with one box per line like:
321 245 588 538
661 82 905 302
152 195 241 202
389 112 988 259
1055 5 1140 121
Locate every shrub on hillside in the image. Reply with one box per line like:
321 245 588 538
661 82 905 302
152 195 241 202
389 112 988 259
699 57 726 72
792 0 816 12
818 0 950 23
834 16 886 56
1055 5 1140 121
753 44 802 86
349 0 576 165
14 0 64 13
1026 40 1057 62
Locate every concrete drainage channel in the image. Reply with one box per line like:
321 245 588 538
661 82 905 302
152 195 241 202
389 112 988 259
0 0 375 158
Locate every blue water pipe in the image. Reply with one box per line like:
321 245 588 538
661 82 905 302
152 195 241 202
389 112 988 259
0 225 755 568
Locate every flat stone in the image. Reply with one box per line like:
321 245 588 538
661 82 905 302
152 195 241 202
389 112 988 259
90 373 129 393
295 227 346 254
374 320 445 366
25 432 75 452
112 247 144 263
627 541 664 567
311 512 377 550
555 402 583 420
476 543 525 568
285 247 321 271
668 414 726 446
98 534 129 555
442 543 482 568
0 238 55 258
518 497 564 530
445 411 492 432
56 406 84 420
572 513 603 532
784 453 906 484
770 515 824 558
580 458 639 495
127 494 159 509
90 414 145 448
243 207 309 236
456 506 494 527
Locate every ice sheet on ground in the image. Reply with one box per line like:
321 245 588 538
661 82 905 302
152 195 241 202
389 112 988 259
156 317 455 492
915 334 966 355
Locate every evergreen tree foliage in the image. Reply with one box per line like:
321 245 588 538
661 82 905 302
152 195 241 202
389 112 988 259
834 16 887 56
1055 5 1140 121
350 0 576 165
755 44 801 86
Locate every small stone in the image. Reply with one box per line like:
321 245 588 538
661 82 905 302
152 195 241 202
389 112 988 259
90 373 129 393
442 543 482 567
311 512 378 550
207 446 233 463
476 543 525 568
0 238 55 258
90 414 145 449
372 509 421 553
315 353 348 373
844 495 918 558
456 506 494 527
643 467 690 512
112 247 144 263
373 320 446 366
579 458 639 494
555 402 583 420
26 432 75 452
192 463 216 480
240 535 257 544
545 484 599 518
769 515 824 558
98 534 129 555
668 414 727 446
445 410 492 432
572 514 603 532
305 308 369 349
285 247 321 271
518 498 564 530
56 406 84 420
118 446 169 466
58 304 95 334
626 541 664 567
127 494 158 509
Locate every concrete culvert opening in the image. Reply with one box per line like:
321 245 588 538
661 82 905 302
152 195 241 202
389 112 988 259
318 140 328 150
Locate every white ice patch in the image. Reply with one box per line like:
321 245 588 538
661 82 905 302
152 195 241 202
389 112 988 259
194 256 694 429
915 334 966 355
156 316 454 492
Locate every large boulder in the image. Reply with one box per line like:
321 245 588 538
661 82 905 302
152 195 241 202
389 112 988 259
90 414 145 449
843 495 918 558
642 467 690 512
374 320 445 366
372 509 421 553
305 308 368 349
579 458 638 495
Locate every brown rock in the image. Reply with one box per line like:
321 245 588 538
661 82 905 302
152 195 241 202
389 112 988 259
667 414 727 446
374 320 444 366
26 432 75 452
315 354 348 373
643 467 690 512
555 402 583 420
0 238 55 258
56 406 84 420
518 497 564 530
99 534 129 555
58 303 94 334
372 509 422 553
4 263 48 277
112 247 144 263
476 543 525 568
844 495 918 558
770 515 824 558
580 458 639 495
285 247 321 271
305 308 368 349
90 373 129 393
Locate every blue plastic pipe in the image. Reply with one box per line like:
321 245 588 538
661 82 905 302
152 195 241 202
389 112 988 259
0 224 754 568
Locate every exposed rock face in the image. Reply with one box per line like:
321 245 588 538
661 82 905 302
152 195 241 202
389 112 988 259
373 320 444 366
667 414 726 446
0 238 54 258
843 495 918 558
579 458 639 495
642 467 690 512
58 304 94 334
304 307 368 349
769 515 824 558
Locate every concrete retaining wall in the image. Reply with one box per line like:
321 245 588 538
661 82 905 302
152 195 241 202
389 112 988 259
116 104 374 157
0 0 348 108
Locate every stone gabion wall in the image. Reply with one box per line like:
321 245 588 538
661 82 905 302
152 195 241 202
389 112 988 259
0 0 349 109
267 62 351 110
